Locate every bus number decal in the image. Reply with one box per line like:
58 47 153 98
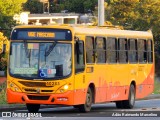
46 82 60 87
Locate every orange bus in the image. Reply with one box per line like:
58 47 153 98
7 25 154 112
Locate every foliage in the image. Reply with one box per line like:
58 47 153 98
62 0 97 13
48 0 97 13
0 32 8 72
23 0 43 14
49 1 63 13
0 81 7 104
105 0 160 35
105 0 139 28
0 0 27 16
0 0 26 37
0 16 15 37
154 77 160 94
0 32 9 53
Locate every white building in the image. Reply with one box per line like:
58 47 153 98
14 12 79 25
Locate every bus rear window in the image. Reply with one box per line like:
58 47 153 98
11 28 72 41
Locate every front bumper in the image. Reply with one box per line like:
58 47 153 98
7 89 74 105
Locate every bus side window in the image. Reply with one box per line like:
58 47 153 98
138 39 147 63
86 36 95 63
148 40 153 63
106 38 117 63
95 37 106 63
144 40 147 62
128 39 138 63
75 40 85 73
118 38 128 63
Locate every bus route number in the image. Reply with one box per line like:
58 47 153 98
46 82 60 87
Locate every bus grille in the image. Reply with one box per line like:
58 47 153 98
24 88 53 93
24 88 37 92
19 81 51 87
41 90 53 92
27 95 50 100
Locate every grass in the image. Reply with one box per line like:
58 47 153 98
0 82 24 107
0 81 7 104
153 77 160 94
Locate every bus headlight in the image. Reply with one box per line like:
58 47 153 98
8 82 21 92
56 84 69 93
64 85 69 90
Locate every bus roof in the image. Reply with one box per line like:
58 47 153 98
13 25 153 40
73 26 153 39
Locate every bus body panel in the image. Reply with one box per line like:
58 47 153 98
74 73 87 105
135 65 154 99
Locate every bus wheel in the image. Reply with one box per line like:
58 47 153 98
115 101 123 109
26 104 40 113
123 84 135 109
78 87 92 112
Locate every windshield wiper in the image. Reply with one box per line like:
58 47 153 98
45 41 57 57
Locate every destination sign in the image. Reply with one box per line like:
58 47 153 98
28 32 55 38
11 28 72 41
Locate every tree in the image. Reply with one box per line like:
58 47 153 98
0 0 27 16
105 0 160 34
59 0 97 13
133 0 160 33
0 32 8 72
0 0 26 36
49 0 63 13
105 0 139 28
23 0 43 14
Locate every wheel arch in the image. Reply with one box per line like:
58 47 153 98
88 83 96 104
130 80 136 98
130 80 136 91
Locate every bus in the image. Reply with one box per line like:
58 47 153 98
7 25 154 113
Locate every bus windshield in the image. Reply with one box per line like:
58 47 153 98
9 42 72 79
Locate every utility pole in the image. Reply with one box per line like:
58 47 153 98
98 0 105 26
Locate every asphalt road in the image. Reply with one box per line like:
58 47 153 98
1 99 159 120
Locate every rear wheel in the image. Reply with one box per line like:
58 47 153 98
26 104 40 113
123 84 135 109
78 87 92 112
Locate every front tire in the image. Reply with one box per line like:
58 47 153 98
78 87 92 112
26 104 40 113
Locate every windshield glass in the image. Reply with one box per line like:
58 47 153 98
9 42 72 79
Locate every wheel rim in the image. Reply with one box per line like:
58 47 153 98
86 90 92 107
130 87 135 105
